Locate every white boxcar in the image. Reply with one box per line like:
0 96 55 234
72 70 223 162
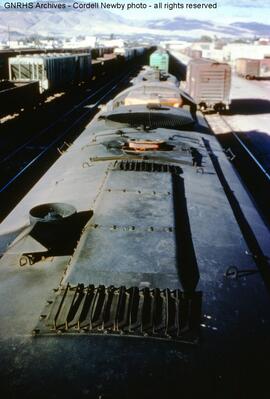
186 58 231 111
235 58 270 79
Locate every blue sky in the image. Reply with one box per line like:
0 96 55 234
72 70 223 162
0 0 269 23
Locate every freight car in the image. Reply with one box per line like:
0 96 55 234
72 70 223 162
235 58 270 79
0 47 111 81
0 47 150 118
0 80 40 117
185 58 231 112
91 47 147 81
150 49 169 73
113 46 146 60
187 49 202 59
0 66 269 398
8 53 92 92
0 48 42 80
91 53 126 80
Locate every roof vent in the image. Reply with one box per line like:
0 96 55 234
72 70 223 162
146 104 169 110
114 160 182 174
122 139 174 153
29 203 76 225
34 284 202 343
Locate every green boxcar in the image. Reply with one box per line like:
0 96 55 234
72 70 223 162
149 50 169 73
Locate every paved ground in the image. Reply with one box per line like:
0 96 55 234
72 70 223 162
223 74 270 173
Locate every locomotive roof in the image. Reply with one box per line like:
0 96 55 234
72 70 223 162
0 72 269 397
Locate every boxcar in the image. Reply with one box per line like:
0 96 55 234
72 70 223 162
235 58 270 79
185 58 231 111
150 50 169 73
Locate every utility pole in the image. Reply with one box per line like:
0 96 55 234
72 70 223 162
8 25 10 48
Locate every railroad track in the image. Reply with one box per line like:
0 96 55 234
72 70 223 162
205 113 270 226
0 67 139 221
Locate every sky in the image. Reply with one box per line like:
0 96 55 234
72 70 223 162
0 0 269 24
108 0 270 23
98 0 270 23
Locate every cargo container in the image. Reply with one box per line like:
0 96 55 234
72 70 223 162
185 58 231 111
8 53 92 92
0 80 40 117
235 58 270 79
150 50 169 73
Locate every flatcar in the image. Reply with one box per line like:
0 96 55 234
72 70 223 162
0 66 269 399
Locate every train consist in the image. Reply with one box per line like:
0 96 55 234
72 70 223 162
0 46 113 80
0 58 269 398
0 46 148 117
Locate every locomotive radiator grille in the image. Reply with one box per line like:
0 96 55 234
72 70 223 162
34 284 201 343
114 160 182 174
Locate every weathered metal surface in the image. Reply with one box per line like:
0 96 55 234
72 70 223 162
0 65 269 398
34 284 201 343
114 160 182 173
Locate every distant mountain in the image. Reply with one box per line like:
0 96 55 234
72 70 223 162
0 7 131 38
0 5 269 40
231 22 270 36
147 16 269 37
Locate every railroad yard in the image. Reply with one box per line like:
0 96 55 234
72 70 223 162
1 47 269 228
0 48 150 220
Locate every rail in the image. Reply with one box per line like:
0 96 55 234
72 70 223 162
0 68 137 195
220 115 270 181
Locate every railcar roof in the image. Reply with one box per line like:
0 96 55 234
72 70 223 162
0 78 269 398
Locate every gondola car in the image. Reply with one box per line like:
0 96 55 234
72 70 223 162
0 80 40 117
0 66 269 399
8 53 92 92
